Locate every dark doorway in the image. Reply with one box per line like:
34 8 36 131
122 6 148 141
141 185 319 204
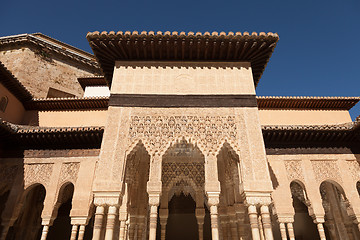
166 193 198 240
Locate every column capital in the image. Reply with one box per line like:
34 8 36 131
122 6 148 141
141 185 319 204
277 214 294 223
93 191 121 206
71 216 89 225
148 193 161 206
244 192 272 206
207 192 220 206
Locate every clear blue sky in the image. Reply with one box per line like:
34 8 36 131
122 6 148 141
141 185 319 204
1 0 359 119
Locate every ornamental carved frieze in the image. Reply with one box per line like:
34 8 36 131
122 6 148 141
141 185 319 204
284 160 304 181
59 162 80 185
311 160 342 183
24 163 54 188
128 115 237 155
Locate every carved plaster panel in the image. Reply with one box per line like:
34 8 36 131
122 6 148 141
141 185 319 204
24 163 54 188
284 160 304 181
59 162 80 184
128 115 237 155
311 160 342 183
346 160 360 181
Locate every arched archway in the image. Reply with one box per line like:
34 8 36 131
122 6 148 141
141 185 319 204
159 139 211 240
47 182 74 240
7 184 46 240
320 181 360 240
123 142 150 240
216 142 246 240
290 181 320 239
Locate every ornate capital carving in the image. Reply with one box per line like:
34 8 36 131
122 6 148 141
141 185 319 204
207 192 220 206
93 191 121 206
244 192 272 206
148 193 161 206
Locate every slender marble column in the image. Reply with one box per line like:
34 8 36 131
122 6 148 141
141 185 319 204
317 222 327 240
105 205 117 240
287 222 295 240
149 205 159 240
159 209 169 240
93 205 105 240
196 208 205 240
258 215 265 240
210 205 220 240
260 205 274 240
119 219 126 240
40 225 49 240
279 222 287 240
70 224 78 240
78 225 86 240
248 205 261 240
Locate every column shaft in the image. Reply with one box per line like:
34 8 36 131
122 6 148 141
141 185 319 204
119 220 126 240
149 205 158 240
210 205 219 240
105 206 117 240
317 223 327 240
40 225 49 240
279 222 287 240
70 224 78 240
78 225 86 240
93 205 105 240
260 205 274 240
248 205 261 240
287 222 295 240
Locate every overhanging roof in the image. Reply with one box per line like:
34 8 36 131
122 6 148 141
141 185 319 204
86 31 279 87
0 61 33 102
0 33 99 69
257 96 360 110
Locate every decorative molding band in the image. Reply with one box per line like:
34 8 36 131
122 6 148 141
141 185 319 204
109 94 257 108
1 149 100 158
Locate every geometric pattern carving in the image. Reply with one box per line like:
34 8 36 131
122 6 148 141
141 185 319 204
284 160 304 181
311 160 342 183
346 161 360 181
24 163 54 187
162 162 204 188
129 115 237 154
59 162 80 184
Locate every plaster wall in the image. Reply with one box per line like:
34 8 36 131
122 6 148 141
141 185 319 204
0 47 98 98
259 109 352 125
111 61 255 95
23 110 107 127
0 83 25 124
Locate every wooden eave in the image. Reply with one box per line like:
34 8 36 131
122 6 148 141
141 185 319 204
0 119 104 149
24 97 109 110
0 61 33 102
77 76 107 90
257 96 360 110
262 121 360 147
86 31 279 87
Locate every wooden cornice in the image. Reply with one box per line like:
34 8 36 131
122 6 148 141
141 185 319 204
86 31 279 87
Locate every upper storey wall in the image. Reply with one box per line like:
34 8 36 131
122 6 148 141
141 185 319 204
259 109 352 125
0 47 99 98
111 61 255 95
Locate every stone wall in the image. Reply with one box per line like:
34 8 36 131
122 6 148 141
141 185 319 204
0 46 100 98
